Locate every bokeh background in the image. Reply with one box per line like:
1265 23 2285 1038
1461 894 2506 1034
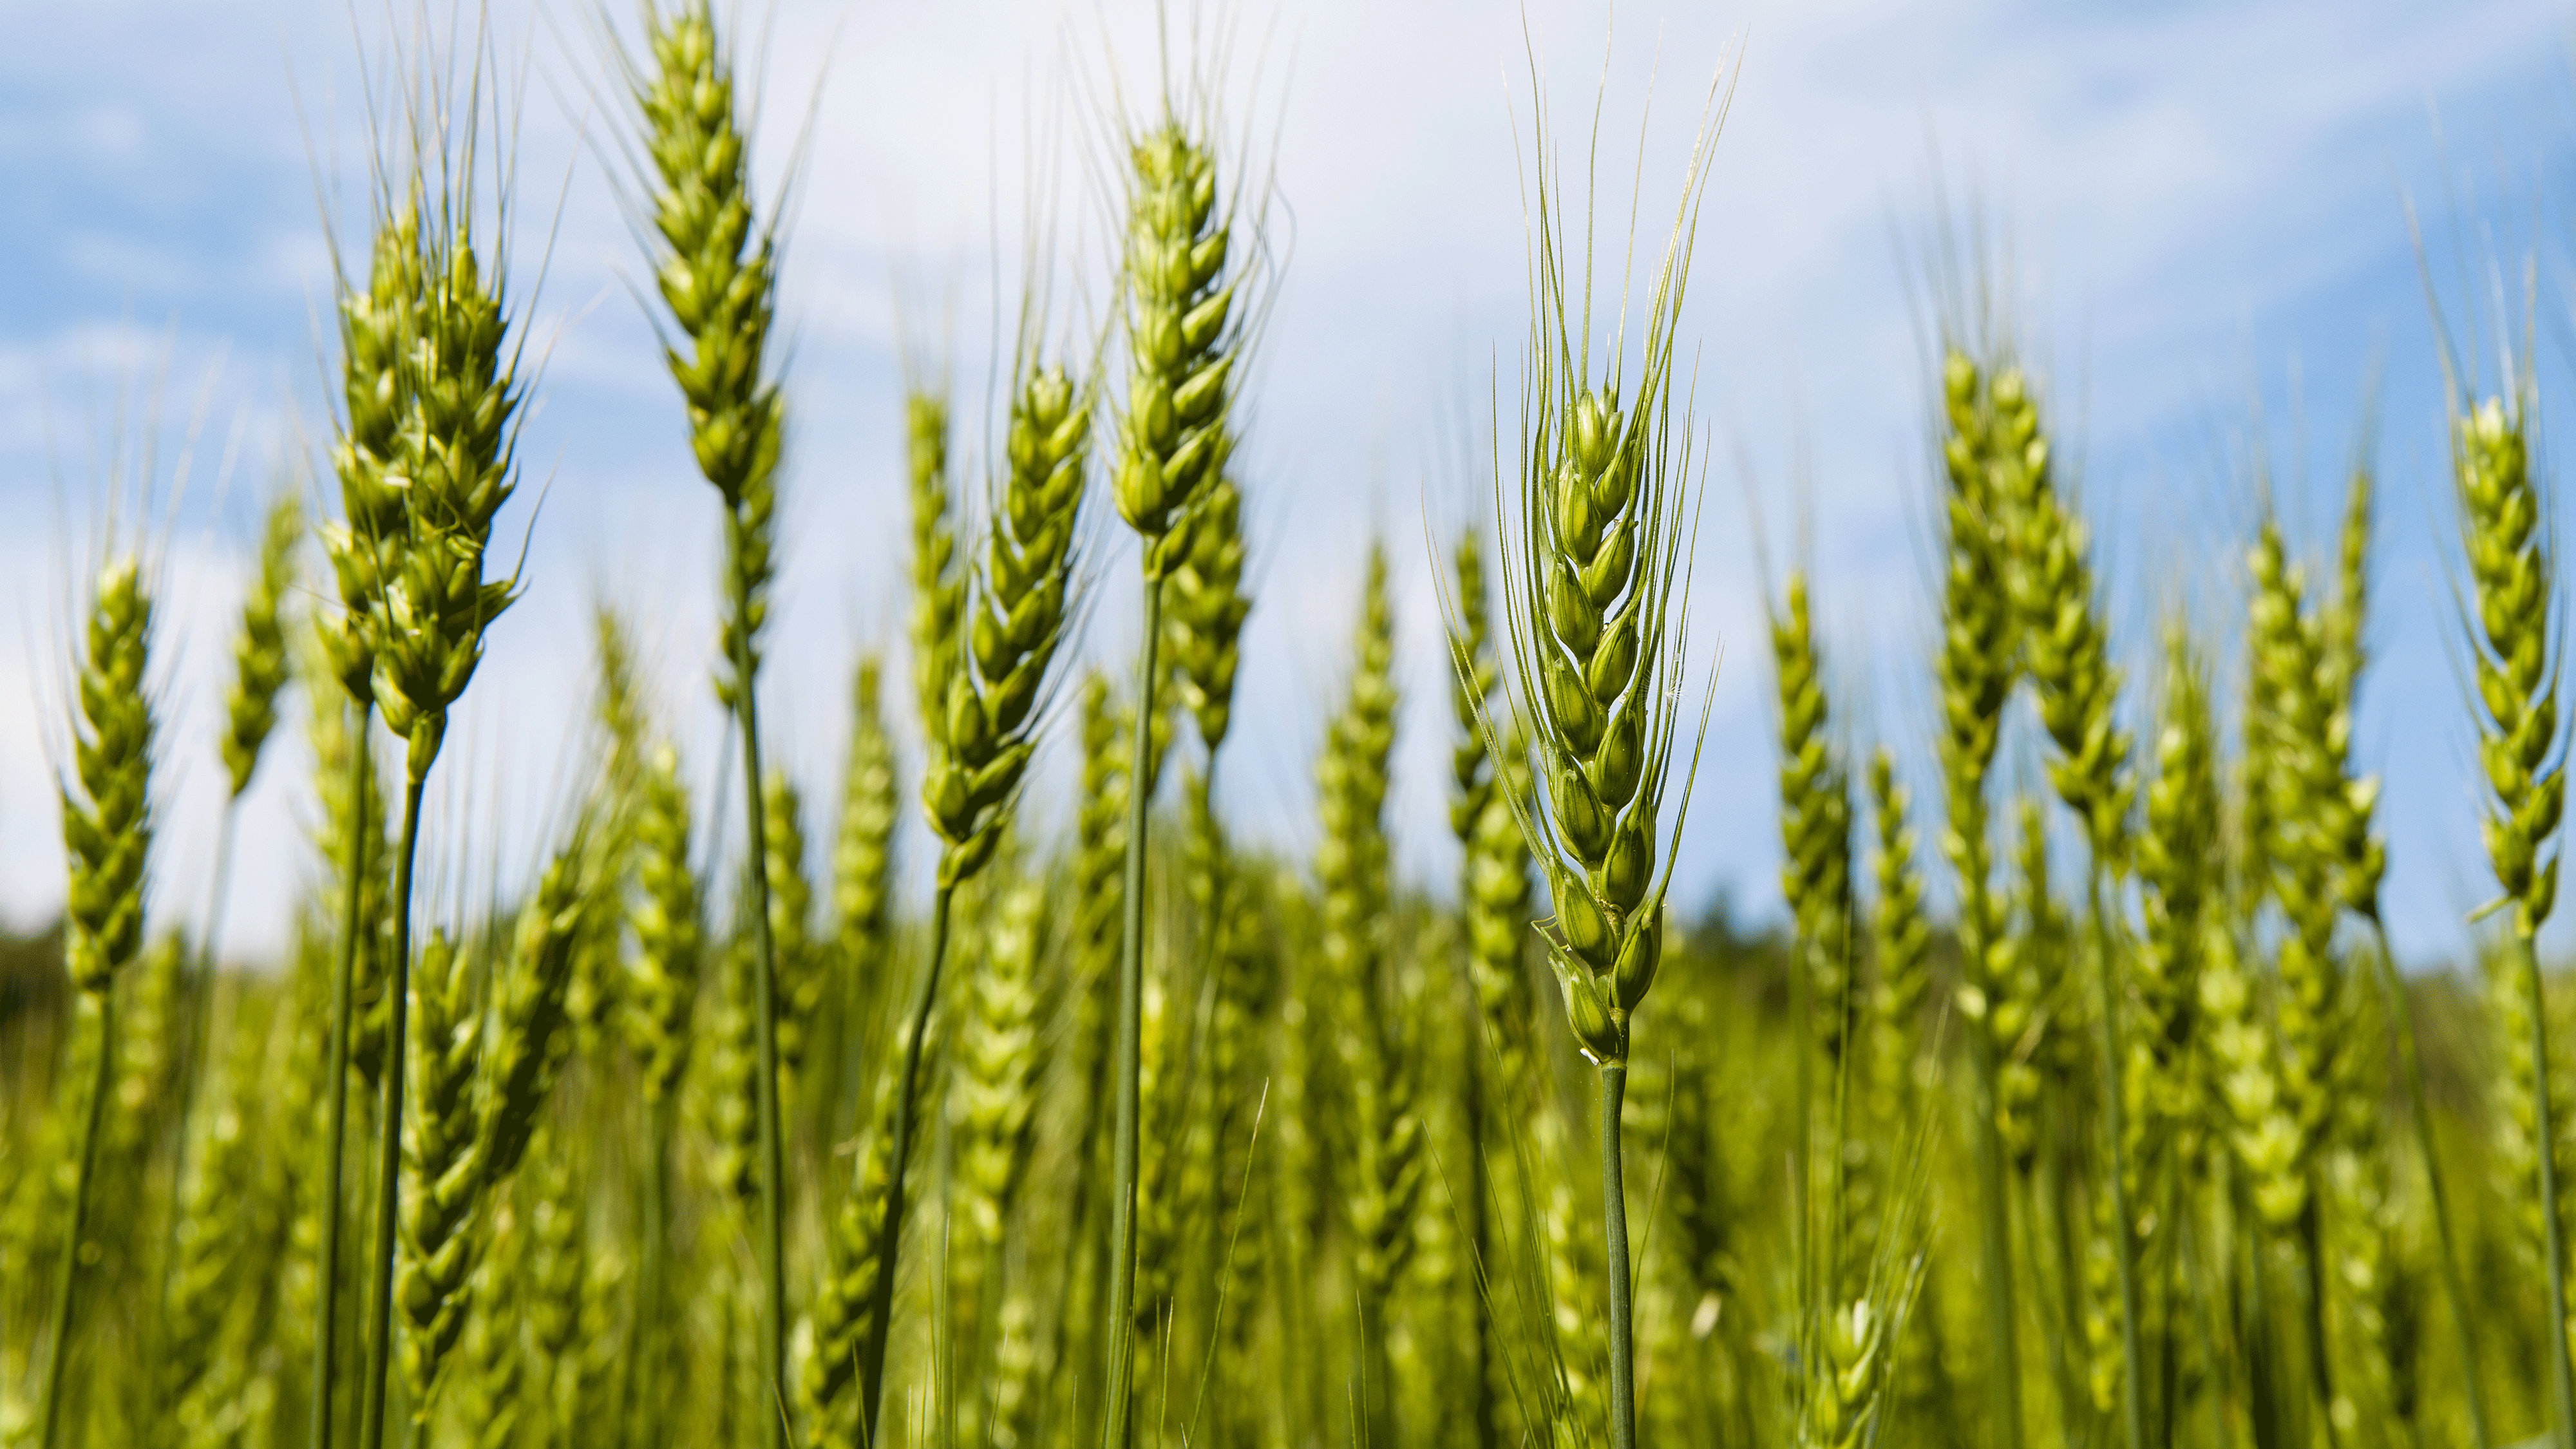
3 0 2572 969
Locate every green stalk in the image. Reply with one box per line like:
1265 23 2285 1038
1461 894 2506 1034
358 775 426 1449
2086 870 2147 1449
37 995 117 1449
2519 924 2576 1449
858 884 954 1443
1966 1016 2026 1449
1101 577 1163 1449
1601 1060 1636 1449
311 707 375 1449
2365 918 2489 1449
732 627 790 1449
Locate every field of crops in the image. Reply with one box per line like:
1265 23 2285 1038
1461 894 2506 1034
5 6 2575 1449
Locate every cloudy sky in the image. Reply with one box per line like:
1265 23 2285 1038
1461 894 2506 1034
4 0 2574 967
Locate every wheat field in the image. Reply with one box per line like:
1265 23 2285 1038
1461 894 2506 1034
3 6 2573 1449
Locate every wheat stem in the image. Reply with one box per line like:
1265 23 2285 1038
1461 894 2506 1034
1599 1060 1636 1449
357 775 425 1449
856 882 954 1443
37 996 116 1449
312 704 375 1449
1102 578 1162 1449
731 639 790 1449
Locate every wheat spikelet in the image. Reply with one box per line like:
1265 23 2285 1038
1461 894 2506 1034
522 1142 586 1447
473 847 587 1189
2132 623 2217 1166
1316 547 1420 1442
1933 346 2027 1442
460 1196 526 1449
624 744 702 1109
1110 123 1241 569
62 556 155 996
699 926 762 1210
802 1016 932 1446
393 929 482 1419
368 199 522 782
832 659 898 1045
761 770 820 1082
923 357 1091 887
632 10 792 1425
41 552 158 1449
951 877 1048 1387
1866 748 1931 1125
569 607 650 1065
320 202 422 705
909 390 963 735
2251 522 2350 1166
1774 573 1856 1064
221 490 301 799
1166 473 1251 751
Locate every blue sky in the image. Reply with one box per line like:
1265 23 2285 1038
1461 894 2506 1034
3 0 2574 969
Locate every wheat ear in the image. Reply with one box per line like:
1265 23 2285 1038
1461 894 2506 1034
630 7 793 1428
40 555 156 1449
1450 525 1515 1449
832 658 898 1074
950 876 1049 1415
1499 106 1715 1448
1318 546 1420 1446
357 162 529 1449
1101 111 1247 1449
1931 348 2027 1445
851 351 1089 1441
311 194 419 1449
2452 393 2575 1441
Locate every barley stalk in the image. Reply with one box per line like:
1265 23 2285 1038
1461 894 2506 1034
41 553 156 1449
2452 392 2574 1443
